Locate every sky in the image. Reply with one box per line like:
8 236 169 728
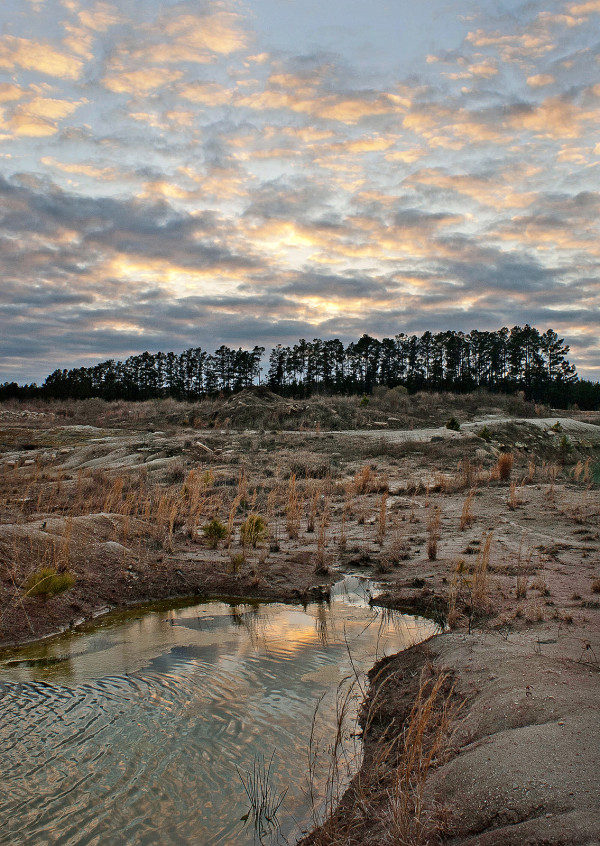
0 0 599 384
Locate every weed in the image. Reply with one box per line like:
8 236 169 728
477 425 492 441
427 506 441 561
445 416 460 431
237 751 287 842
24 567 75 599
202 518 228 549
240 513 268 548
507 481 520 510
286 473 301 539
307 485 320 533
377 492 388 545
496 452 513 482
228 552 245 574
459 489 475 531
315 500 330 573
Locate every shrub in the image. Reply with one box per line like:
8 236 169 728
478 425 492 442
24 567 75 599
202 518 228 548
240 514 268 548
559 434 572 457
445 416 460 431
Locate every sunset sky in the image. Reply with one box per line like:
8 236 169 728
1 0 599 383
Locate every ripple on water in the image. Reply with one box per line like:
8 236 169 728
0 578 437 846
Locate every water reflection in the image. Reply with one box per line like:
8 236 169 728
0 576 437 845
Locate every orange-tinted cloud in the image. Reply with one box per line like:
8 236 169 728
6 95 83 136
0 36 83 79
103 67 183 95
508 96 596 139
527 74 555 87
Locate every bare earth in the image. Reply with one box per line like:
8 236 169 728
1 396 599 845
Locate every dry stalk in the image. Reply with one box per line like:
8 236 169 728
315 498 330 573
472 532 492 613
377 492 388 544
496 452 513 482
459 489 475 531
307 484 321 533
353 465 373 495
523 458 536 484
507 481 520 510
227 492 243 548
286 473 301 540
339 503 348 550
427 506 441 561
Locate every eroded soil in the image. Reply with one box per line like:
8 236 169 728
1 398 599 845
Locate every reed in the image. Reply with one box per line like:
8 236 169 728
377 492 388 545
427 506 441 561
286 473 301 540
459 489 475 531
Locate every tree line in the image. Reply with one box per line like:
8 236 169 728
2 326 599 409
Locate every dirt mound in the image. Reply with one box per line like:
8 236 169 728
210 387 306 428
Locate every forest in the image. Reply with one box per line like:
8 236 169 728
2 325 599 409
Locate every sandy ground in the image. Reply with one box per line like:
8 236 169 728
1 402 599 844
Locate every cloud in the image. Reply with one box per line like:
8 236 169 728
0 0 599 382
527 73 555 87
569 1 600 14
103 67 184 95
507 96 596 139
3 95 83 137
0 36 83 79
78 1 124 32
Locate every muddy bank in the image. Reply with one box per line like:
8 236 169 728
302 628 599 846
0 544 333 648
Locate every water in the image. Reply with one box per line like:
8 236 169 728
0 576 436 845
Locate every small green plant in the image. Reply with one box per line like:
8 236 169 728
24 567 75 599
229 552 245 574
445 416 460 431
202 518 228 548
360 395 370 406
240 513 268 548
477 425 492 442
550 421 563 433
559 434 572 457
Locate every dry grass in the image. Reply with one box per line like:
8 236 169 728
305 661 459 846
286 473 301 539
459 489 475 531
496 452 514 482
427 506 441 561
507 481 521 510
377 492 388 544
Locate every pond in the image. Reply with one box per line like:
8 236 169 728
0 575 437 846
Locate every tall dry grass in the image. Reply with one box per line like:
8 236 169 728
427 506 441 561
305 662 459 846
